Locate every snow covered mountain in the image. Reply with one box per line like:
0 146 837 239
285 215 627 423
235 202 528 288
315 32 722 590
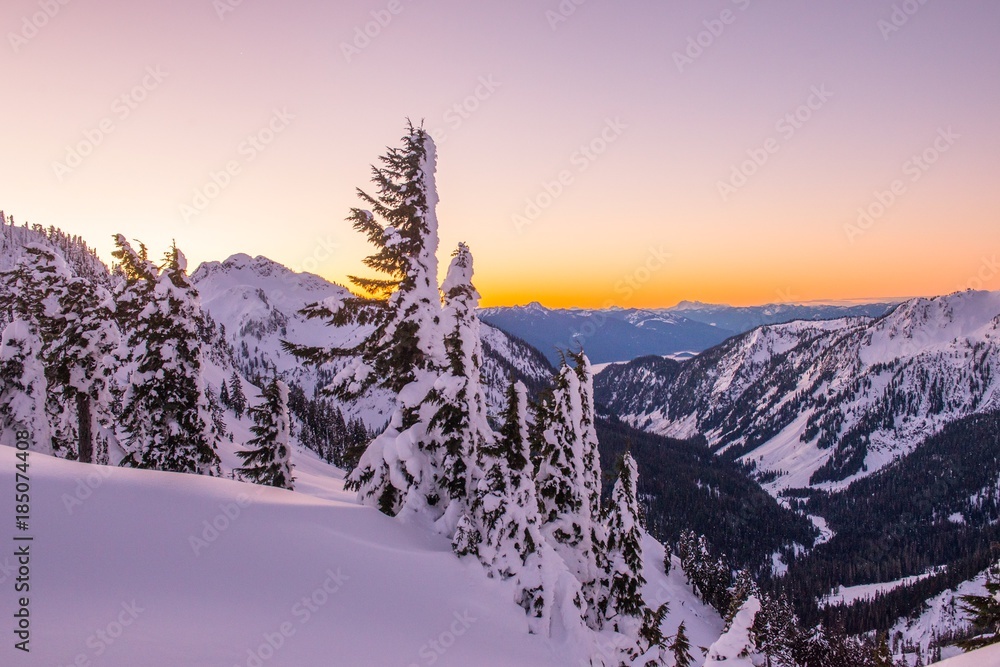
192 254 554 427
595 290 1000 492
668 299 899 334
480 300 897 367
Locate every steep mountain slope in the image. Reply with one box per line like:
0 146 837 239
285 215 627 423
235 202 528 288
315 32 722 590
596 417 818 575
596 291 1000 491
779 413 1000 637
0 444 722 666
480 301 898 366
192 254 554 426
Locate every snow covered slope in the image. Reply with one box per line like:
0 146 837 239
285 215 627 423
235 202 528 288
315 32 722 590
890 568 990 657
937 643 1000 666
192 254 553 424
0 444 721 666
596 290 1000 492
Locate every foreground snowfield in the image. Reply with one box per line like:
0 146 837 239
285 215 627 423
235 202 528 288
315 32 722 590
0 444 720 666
938 642 1000 666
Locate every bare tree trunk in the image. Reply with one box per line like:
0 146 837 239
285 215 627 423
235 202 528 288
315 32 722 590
77 392 92 463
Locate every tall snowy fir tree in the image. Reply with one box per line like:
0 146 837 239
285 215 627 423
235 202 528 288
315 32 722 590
0 243 119 460
286 122 449 522
237 378 294 490
116 239 220 475
533 352 608 629
422 242 493 534
603 452 666 663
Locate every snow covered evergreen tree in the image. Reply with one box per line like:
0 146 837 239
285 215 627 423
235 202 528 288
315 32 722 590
0 244 119 460
236 378 294 490
228 370 247 418
46 269 119 463
416 242 494 534
725 570 760 630
752 593 799 667
603 452 667 663
704 596 762 666
460 378 562 632
116 240 220 475
219 379 231 409
669 621 694 667
534 351 608 628
959 570 1000 650
0 320 50 451
285 122 449 521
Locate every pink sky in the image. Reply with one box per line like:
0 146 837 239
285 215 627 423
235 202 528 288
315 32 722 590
2 0 999 307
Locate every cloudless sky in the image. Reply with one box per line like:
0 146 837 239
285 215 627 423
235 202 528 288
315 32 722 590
2 0 999 307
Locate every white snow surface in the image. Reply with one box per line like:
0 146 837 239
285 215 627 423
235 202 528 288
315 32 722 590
819 567 945 608
890 567 990 657
0 443 721 666
937 643 1000 667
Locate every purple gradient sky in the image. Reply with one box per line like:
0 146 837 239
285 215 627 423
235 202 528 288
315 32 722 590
3 0 999 306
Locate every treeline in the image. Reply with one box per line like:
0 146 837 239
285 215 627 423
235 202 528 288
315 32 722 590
777 412 1000 634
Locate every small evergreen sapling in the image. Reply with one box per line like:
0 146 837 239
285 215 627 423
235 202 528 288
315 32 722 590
229 371 247 418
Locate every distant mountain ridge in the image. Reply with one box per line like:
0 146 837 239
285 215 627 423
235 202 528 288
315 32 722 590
480 300 898 365
595 290 1000 491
